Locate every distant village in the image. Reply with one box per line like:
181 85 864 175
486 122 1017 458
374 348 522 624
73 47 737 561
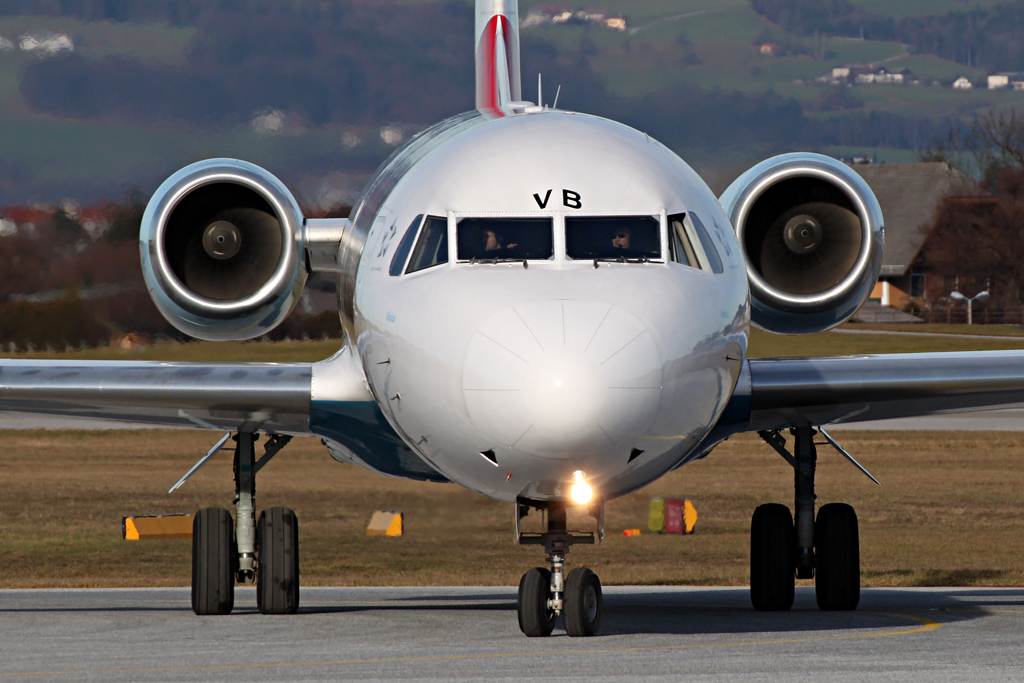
520 4 627 31
5 24 1020 93
817 63 1024 91
0 30 74 54
752 43 1024 92
0 202 109 241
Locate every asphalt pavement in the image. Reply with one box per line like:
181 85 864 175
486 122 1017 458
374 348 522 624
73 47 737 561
1 586 1021 682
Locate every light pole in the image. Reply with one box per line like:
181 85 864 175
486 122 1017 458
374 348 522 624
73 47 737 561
950 290 989 325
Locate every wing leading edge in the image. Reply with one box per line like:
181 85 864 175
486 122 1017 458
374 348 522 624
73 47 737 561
0 359 313 433
739 349 1024 432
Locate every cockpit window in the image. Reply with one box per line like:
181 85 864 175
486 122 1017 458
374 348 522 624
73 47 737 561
565 216 661 260
406 216 448 273
668 214 699 268
688 213 724 274
668 213 723 274
456 217 554 261
389 215 422 276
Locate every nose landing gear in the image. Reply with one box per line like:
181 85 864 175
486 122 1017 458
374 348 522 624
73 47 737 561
516 501 603 637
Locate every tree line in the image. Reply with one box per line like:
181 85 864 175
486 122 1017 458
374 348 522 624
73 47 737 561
916 109 1024 308
0 193 344 349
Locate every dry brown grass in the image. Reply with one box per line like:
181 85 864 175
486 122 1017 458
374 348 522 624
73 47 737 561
2 429 1023 588
4 325 1024 365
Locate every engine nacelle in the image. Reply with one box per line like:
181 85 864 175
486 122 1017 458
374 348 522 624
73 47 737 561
140 159 307 341
720 153 883 335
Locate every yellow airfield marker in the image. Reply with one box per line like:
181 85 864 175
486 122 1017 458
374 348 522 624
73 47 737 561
366 511 404 536
683 499 698 534
122 514 193 540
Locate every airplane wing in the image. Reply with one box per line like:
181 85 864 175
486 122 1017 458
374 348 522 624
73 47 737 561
0 359 313 433
740 349 1024 431
0 346 373 435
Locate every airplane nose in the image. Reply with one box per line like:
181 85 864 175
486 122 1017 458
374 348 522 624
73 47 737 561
462 301 663 459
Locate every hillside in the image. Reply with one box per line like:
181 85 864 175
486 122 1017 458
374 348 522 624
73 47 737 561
0 0 1022 205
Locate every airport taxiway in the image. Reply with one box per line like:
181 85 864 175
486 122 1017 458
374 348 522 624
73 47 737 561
1 586 1021 682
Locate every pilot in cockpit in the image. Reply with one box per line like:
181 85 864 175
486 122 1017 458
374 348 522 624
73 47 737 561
484 229 517 253
611 226 632 251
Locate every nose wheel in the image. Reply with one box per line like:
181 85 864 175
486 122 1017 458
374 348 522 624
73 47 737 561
517 567 555 637
516 501 603 637
563 567 602 636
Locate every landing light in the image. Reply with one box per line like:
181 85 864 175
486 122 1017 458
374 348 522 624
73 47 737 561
570 470 593 505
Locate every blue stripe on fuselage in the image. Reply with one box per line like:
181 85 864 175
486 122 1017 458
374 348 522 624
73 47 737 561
309 400 450 483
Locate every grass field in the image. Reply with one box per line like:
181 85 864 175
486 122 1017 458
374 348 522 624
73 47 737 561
2 429 1023 589
2 330 1024 588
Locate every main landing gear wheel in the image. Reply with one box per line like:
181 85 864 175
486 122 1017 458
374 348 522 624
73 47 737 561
518 567 555 637
563 567 602 637
815 503 860 611
750 503 795 612
257 506 300 615
192 507 236 615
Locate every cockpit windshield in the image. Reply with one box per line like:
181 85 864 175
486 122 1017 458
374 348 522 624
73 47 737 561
456 217 554 261
565 216 661 261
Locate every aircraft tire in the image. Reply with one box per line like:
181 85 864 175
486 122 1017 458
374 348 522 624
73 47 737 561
517 567 555 637
257 507 300 614
750 503 796 611
815 503 860 611
191 507 236 615
563 567 602 637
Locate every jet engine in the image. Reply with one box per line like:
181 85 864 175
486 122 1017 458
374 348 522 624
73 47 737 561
719 153 883 335
140 159 308 341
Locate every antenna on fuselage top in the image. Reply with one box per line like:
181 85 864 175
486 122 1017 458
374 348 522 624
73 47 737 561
552 85 561 110
538 72 543 108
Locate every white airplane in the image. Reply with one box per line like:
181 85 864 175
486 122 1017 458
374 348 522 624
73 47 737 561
3 0 1024 638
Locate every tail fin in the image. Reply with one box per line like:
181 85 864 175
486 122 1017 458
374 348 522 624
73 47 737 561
475 0 521 117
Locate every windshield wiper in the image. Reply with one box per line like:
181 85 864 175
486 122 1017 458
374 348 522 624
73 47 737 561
592 256 652 267
469 257 529 268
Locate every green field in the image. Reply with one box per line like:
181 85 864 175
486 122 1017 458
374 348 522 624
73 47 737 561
0 0 1019 204
558 6 1010 128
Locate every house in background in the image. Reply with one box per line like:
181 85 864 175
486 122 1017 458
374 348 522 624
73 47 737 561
18 31 73 54
987 73 1024 89
850 163 971 309
854 65 913 84
0 206 53 237
520 4 626 30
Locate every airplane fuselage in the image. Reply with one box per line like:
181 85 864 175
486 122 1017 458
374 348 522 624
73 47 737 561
343 110 750 503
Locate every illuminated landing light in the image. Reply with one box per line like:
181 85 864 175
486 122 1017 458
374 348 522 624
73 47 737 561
570 470 593 505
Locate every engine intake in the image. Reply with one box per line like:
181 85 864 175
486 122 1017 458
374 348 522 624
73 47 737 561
720 153 883 335
140 159 307 341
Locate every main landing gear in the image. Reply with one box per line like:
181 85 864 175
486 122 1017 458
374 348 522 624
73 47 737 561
190 431 299 616
516 501 604 637
752 426 861 612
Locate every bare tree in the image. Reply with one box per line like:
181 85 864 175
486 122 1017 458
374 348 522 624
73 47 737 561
918 108 1024 306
